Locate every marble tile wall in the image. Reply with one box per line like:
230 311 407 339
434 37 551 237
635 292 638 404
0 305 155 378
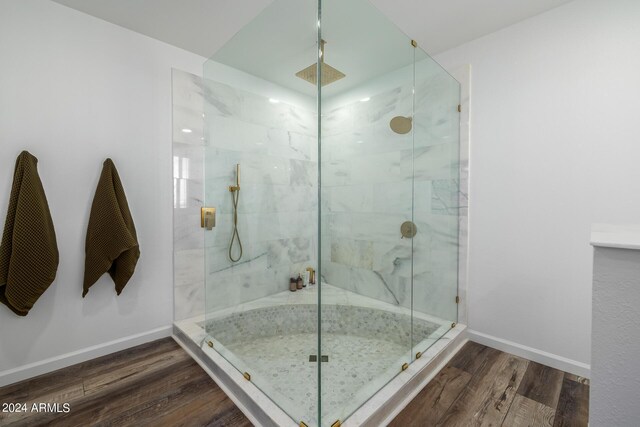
173 63 469 324
172 68 318 321
321 63 465 322
173 69 206 321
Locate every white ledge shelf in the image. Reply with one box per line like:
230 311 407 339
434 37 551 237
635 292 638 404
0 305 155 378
590 224 640 250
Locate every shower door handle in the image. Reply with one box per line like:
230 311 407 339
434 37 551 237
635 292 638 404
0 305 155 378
201 207 216 230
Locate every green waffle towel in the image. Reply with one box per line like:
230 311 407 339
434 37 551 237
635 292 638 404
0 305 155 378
83 159 139 297
0 151 59 316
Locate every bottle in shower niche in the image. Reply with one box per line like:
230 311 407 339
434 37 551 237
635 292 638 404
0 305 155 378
296 274 303 290
289 277 297 292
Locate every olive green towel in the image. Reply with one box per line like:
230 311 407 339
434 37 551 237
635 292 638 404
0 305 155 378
0 151 59 316
83 159 139 297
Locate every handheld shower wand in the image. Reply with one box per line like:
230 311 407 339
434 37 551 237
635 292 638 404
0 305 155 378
228 164 243 262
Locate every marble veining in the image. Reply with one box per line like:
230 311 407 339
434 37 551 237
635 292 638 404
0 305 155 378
320 69 462 324
173 69 318 320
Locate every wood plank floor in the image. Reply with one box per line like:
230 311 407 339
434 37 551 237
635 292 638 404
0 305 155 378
390 341 590 427
0 339 589 427
0 339 251 427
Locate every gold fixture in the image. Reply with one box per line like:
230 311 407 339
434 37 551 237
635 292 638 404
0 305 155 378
207 340 213 348
400 221 417 238
401 362 409 371
243 372 251 381
229 164 243 262
331 420 341 427
451 322 457 328
296 40 345 86
411 40 417 48
458 104 462 113
228 164 240 192
300 422 309 427
390 116 413 134
201 207 216 230
306 267 316 284
416 352 422 359
455 296 460 304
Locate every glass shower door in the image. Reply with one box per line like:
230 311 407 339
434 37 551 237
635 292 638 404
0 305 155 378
411 49 461 360
196 0 460 424
201 0 320 425
318 0 419 424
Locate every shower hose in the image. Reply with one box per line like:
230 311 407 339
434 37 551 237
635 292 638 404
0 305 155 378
229 188 243 262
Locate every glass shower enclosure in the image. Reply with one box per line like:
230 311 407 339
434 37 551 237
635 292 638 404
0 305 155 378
200 0 460 425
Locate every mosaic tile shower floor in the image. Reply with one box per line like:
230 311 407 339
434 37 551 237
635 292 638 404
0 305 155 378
177 285 452 426
226 332 408 424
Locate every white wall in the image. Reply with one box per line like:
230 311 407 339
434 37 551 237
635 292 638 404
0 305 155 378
0 0 206 385
435 0 640 373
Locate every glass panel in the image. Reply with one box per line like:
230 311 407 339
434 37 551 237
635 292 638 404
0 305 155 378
411 49 460 358
203 1 320 425
319 0 416 423
200 0 460 425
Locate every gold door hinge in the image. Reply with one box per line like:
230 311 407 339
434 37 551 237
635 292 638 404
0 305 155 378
331 420 341 427
401 362 409 371
457 104 462 113
207 340 213 348
455 296 460 304
416 351 422 359
243 372 251 381
411 40 417 48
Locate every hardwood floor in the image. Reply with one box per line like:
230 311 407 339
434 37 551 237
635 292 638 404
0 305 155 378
0 339 251 427
390 342 590 427
0 339 589 427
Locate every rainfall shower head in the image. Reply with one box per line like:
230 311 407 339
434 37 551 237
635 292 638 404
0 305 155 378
390 116 412 134
296 40 345 87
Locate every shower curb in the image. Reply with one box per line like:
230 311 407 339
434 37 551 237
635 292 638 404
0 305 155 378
172 326 297 427
346 324 467 426
174 322 466 426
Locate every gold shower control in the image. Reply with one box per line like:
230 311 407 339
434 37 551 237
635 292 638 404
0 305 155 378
201 207 216 230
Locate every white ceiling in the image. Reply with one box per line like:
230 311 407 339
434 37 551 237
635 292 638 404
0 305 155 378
51 0 574 95
370 0 575 54
51 0 574 58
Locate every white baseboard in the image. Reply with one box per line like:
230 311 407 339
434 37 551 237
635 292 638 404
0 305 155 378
0 325 173 387
468 330 591 378
171 333 265 427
